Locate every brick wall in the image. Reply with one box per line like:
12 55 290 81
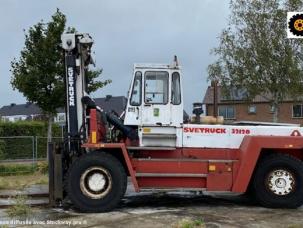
205 102 303 125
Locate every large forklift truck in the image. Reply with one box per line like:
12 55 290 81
49 33 303 212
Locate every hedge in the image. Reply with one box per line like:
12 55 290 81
0 121 62 159
0 121 61 137
0 139 5 160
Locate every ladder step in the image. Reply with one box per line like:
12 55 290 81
127 146 176 151
139 187 206 192
136 158 238 163
136 173 207 177
142 133 177 139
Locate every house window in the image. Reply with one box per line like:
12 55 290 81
248 105 256 114
269 105 275 113
55 113 66 123
1 117 9 122
292 104 303 118
14 117 23 122
218 106 235 119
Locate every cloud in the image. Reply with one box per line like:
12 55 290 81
0 0 229 112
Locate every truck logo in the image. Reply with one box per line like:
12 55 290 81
68 67 75 106
184 127 226 134
183 127 251 135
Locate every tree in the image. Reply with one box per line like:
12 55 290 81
208 0 303 122
11 9 111 143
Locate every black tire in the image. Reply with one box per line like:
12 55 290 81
66 151 127 212
252 153 303 208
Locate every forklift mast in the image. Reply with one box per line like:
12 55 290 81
61 33 94 147
49 33 96 206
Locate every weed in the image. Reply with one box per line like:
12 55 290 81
7 195 32 217
174 218 205 228
37 161 48 174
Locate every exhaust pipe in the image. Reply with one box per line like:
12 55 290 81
106 113 138 140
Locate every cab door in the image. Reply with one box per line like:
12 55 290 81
141 71 171 126
124 71 142 126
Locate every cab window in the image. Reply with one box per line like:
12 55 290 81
144 71 169 104
130 71 142 106
171 72 181 105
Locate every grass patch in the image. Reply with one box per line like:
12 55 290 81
0 161 48 177
0 163 37 176
288 225 303 228
36 161 48 174
7 195 32 217
0 225 9 228
0 173 48 190
174 218 205 228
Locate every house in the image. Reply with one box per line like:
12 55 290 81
203 86 303 124
0 96 128 124
0 102 45 122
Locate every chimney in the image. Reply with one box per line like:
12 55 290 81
211 80 219 117
105 95 112 101
10 103 16 107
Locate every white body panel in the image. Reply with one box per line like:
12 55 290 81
182 124 302 149
139 126 182 147
142 104 171 126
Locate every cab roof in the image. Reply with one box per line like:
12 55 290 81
134 63 181 70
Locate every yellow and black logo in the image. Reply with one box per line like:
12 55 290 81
288 13 303 36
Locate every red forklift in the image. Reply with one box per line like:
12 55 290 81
48 33 303 212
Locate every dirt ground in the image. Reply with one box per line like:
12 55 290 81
1 183 303 228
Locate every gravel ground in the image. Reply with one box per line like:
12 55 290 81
0 184 303 228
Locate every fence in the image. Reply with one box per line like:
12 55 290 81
0 136 63 175
35 137 63 159
0 136 63 161
0 136 35 160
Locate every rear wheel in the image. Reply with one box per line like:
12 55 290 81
252 153 303 208
66 152 127 212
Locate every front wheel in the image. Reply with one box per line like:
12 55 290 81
66 152 127 212
252 153 303 208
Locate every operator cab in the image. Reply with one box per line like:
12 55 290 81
124 57 183 147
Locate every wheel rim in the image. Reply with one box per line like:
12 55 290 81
80 166 112 199
266 169 295 196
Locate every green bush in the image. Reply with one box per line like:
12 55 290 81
0 121 61 137
0 121 62 159
0 140 5 160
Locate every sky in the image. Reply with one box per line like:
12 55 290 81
0 0 230 113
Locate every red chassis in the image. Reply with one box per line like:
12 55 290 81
82 108 303 194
